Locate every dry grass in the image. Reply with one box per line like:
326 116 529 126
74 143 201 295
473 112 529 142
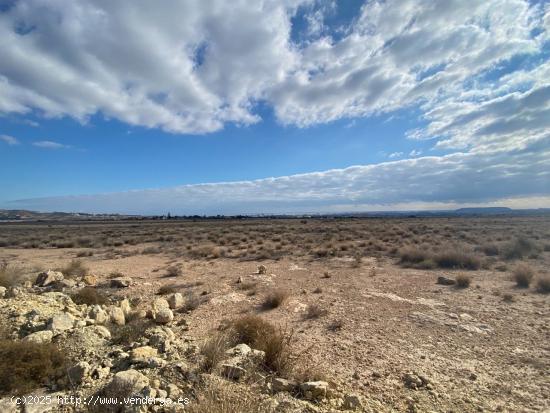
513 263 535 288
200 332 236 373
110 319 154 345
304 304 328 320
0 340 68 396
261 288 289 310
536 276 550 294
455 274 471 288
502 237 539 260
61 259 89 278
157 284 178 295
187 380 269 413
0 262 25 288
70 287 108 305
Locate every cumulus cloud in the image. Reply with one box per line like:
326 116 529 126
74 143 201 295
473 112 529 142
0 134 19 145
32 140 70 149
9 138 549 214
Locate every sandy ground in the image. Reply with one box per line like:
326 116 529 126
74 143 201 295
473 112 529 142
1 245 549 412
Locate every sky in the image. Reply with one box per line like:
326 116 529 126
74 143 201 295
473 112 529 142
0 0 549 215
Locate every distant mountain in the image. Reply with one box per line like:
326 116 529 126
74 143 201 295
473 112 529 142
454 207 512 215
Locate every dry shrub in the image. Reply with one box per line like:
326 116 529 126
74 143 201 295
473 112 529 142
304 304 328 320
502 237 539 260
70 287 108 305
502 293 515 303
110 319 154 345
398 247 435 269
0 262 25 288
478 243 499 256
327 319 344 332
61 259 88 278
229 315 293 376
201 332 236 373
164 266 182 278
182 291 204 312
455 274 471 289
0 340 68 396
157 284 178 295
433 248 481 270
261 288 289 310
536 276 550 294
187 380 269 413
513 263 534 288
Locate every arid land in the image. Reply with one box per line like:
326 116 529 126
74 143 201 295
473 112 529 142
0 217 549 412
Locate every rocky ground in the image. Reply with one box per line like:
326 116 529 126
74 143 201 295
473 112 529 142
0 219 549 412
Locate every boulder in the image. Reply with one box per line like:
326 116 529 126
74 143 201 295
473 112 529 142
47 313 75 333
108 369 149 395
110 277 132 288
109 307 125 325
272 377 297 393
82 275 97 286
152 297 170 312
299 381 329 400
167 293 184 309
35 270 64 287
131 346 158 361
221 359 247 380
68 361 91 385
154 308 174 324
22 330 54 344
119 298 132 316
89 305 108 324
225 343 252 357
0 286 7 298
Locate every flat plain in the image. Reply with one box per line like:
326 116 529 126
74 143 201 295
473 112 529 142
0 216 549 412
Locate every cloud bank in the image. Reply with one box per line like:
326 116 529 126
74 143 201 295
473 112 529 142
1 0 549 213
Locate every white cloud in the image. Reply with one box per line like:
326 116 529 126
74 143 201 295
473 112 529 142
388 152 403 159
32 140 70 149
9 139 549 214
409 149 422 157
0 134 19 145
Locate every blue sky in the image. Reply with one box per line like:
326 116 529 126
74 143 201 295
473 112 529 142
0 0 549 214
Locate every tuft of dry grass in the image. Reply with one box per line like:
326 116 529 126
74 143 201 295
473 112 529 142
61 259 89 278
164 266 182 278
0 262 25 288
261 288 289 310
110 319 154 345
200 332 236 373
455 274 471 289
513 263 534 288
187 380 270 413
502 237 539 260
0 340 68 396
536 276 550 294
70 287 108 305
304 304 328 320
157 284 178 295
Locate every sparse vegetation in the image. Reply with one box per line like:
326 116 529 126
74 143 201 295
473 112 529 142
61 259 89 278
304 304 328 319
70 287 108 305
157 284 178 295
261 288 289 310
513 263 534 288
501 237 539 260
0 340 68 395
536 276 550 294
0 262 25 288
455 274 471 288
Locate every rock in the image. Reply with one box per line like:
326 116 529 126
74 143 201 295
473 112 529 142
131 346 158 361
436 276 456 286
6 286 22 298
119 298 132 316
403 372 430 390
82 275 97 286
110 277 132 288
89 305 109 324
236 276 244 284
152 297 170 312
35 270 64 287
90 325 111 339
68 362 91 385
146 326 175 352
166 383 182 398
52 279 77 290
459 313 474 321
299 381 329 400
221 359 247 380
47 313 75 333
257 265 267 274
92 366 110 380
225 343 252 357
343 394 362 410
0 286 6 298
22 330 54 344
108 369 149 395
167 293 184 309
154 307 173 324
272 377 297 393
109 307 125 325
141 386 157 399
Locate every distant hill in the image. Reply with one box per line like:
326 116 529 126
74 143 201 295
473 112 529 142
454 207 512 215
